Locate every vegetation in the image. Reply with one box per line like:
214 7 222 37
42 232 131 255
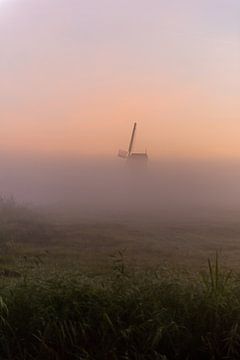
0 255 239 359
0 198 240 359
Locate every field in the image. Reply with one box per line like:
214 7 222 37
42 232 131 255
1 198 240 359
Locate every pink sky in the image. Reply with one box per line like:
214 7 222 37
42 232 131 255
1 0 240 158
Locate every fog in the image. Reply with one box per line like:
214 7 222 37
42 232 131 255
0 153 240 219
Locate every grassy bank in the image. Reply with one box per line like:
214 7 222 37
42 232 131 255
0 257 239 360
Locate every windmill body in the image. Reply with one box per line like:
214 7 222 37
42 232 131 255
118 123 148 164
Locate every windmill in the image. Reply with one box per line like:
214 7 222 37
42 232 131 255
118 123 148 164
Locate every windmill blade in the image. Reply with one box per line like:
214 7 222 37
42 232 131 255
118 149 128 159
128 122 137 155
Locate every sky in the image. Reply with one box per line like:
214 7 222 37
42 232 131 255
0 0 240 159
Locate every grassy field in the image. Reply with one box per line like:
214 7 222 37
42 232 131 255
1 199 240 358
4 206 240 272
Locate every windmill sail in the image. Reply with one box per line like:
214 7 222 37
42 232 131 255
128 122 137 155
118 149 128 159
118 122 148 164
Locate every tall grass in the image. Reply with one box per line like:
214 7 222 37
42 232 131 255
0 256 239 359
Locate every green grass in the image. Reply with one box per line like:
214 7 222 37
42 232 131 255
0 256 239 359
1 198 240 358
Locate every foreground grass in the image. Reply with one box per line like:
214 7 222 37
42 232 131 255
2 198 240 359
0 257 239 360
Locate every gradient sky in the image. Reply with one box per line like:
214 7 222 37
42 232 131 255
0 0 240 158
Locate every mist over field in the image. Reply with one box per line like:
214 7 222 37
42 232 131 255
2 0 240 357
0 153 240 218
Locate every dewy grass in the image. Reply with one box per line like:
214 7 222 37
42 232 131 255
0 256 239 359
0 201 237 359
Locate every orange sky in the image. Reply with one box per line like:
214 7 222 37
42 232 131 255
1 0 240 159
